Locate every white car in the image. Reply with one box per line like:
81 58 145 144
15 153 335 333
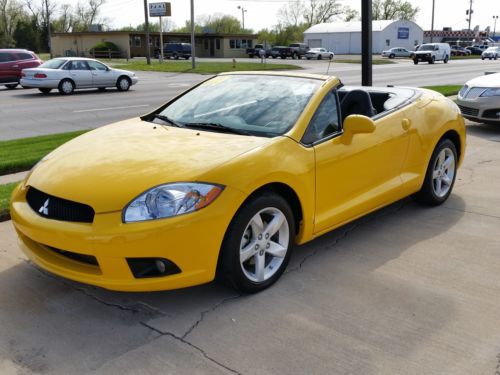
456 72 500 125
481 47 500 60
305 48 334 60
20 57 138 95
381 47 411 58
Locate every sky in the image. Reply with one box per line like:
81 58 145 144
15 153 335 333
64 0 500 34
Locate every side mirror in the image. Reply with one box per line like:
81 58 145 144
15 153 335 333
343 115 375 135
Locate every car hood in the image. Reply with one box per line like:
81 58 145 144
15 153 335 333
27 118 272 213
466 72 500 88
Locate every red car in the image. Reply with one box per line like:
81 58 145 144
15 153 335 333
0 49 43 89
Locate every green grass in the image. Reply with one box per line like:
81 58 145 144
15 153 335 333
421 85 462 97
110 60 301 73
0 182 18 221
450 55 482 60
0 130 88 175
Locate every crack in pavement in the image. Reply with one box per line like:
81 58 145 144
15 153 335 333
21 258 243 374
141 322 242 375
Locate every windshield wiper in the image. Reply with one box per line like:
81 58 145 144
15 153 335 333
183 122 252 136
150 114 186 128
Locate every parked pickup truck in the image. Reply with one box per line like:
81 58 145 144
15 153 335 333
246 44 271 58
270 43 309 59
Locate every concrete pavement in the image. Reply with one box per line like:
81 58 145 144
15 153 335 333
0 121 499 374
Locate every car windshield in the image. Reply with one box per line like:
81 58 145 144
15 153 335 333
485 47 497 52
419 45 434 51
39 59 67 69
156 75 322 137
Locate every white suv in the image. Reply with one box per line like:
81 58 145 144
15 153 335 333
412 43 451 64
481 47 500 60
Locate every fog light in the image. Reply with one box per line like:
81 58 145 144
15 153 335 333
127 257 181 278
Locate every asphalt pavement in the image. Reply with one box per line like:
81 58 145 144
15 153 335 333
1 57 499 140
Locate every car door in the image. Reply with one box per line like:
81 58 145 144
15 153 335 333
68 60 92 87
310 90 410 234
87 60 115 87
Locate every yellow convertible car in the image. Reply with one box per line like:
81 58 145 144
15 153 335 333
10 72 466 293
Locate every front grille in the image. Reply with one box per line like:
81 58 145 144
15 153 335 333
26 186 95 223
463 87 486 99
483 109 500 119
458 105 480 117
47 246 99 266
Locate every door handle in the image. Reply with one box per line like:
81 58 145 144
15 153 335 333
401 118 411 131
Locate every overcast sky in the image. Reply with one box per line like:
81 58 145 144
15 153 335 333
68 0 500 33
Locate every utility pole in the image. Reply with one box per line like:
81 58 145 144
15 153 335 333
430 0 435 43
466 0 473 31
361 0 372 86
190 0 195 69
237 5 247 30
494 15 499 38
45 0 52 58
143 0 151 65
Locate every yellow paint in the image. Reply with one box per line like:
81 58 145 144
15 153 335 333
10 72 466 291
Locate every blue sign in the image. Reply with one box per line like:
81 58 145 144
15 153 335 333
398 27 410 39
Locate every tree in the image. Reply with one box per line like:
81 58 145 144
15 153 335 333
13 16 41 50
372 0 419 21
278 0 345 28
343 7 359 22
0 0 23 47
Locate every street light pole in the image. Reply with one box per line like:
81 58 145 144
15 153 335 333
143 0 151 64
494 16 499 38
190 0 195 69
430 0 435 43
361 0 372 86
237 5 247 30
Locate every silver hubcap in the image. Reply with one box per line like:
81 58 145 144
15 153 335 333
119 78 129 90
432 148 455 198
62 81 73 93
240 207 289 283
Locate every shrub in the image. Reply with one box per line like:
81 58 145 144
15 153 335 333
91 41 120 52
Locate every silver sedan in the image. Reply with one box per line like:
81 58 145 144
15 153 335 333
20 57 138 95
457 72 500 125
305 48 334 60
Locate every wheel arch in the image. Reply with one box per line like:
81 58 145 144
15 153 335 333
438 129 462 164
117 74 131 84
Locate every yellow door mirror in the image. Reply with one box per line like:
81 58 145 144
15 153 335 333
343 115 376 135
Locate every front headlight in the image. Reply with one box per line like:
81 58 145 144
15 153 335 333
123 183 224 223
480 88 500 97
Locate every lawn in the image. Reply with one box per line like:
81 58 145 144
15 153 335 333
111 60 301 73
0 182 18 221
0 130 88 175
421 85 462 97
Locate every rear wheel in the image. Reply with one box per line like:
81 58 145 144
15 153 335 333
5 84 18 89
414 139 457 206
413 59 418 65
116 76 131 91
218 193 295 293
38 88 52 94
429 56 435 64
329 54 333 60
389 54 395 59
444 55 449 63
58 79 74 95
317 55 322 60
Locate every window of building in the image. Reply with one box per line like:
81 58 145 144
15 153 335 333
204 39 209 50
241 39 247 49
386 39 390 46
134 36 141 47
230 39 235 48
216 39 221 50
236 39 241 48
247 40 253 48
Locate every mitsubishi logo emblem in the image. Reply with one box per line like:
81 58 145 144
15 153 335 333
39 198 49 215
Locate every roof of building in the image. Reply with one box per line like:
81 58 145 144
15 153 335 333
304 20 416 34
52 31 258 38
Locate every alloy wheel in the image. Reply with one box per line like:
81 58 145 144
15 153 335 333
432 148 455 198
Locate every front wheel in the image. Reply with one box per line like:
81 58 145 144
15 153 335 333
413 139 457 206
5 84 18 89
329 54 333 60
116 76 131 91
429 56 435 64
444 55 449 63
317 55 322 60
413 59 418 65
389 54 395 59
218 193 295 293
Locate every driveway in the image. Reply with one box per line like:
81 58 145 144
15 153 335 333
1 121 500 374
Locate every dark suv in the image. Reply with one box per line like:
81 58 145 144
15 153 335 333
155 43 192 60
0 49 43 89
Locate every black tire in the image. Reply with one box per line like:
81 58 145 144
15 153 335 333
292 52 298 59
306 57 311 60
272 56 276 59
317 55 322 60
217 192 295 293
413 139 457 206
413 59 418 65
329 54 333 60
389 54 395 59
98 87 106 92
444 55 449 63
38 88 52 94
481 57 485 60
173 53 178 60
58 79 75 95
5 84 18 89
495 56 498 60
429 56 435 64
116 76 131 92
248 54 253 58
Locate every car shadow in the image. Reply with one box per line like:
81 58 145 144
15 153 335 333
0 195 468 373
7 87 132 98
466 121 500 141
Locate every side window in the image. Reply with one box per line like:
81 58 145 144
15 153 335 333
87 60 107 71
15 52 33 60
69 61 89 70
302 91 340 145
0 52 14 62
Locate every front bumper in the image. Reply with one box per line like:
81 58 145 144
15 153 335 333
10 183 246 291
456 96 500 124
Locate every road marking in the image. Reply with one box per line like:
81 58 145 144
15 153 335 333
73 104 150 113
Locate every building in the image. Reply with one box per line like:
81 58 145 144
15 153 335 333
303 20 424 54
50 31 258 59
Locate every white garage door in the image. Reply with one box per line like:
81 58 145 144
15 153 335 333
307 39 322 48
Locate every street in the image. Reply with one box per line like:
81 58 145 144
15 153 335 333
1 57 499 140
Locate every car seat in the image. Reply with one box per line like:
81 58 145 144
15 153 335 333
340 89 377 123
